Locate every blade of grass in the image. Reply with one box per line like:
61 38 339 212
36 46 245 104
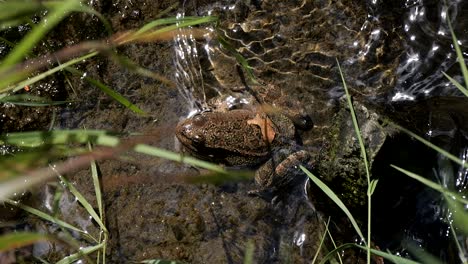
448 215 468 262
4 199 86 235
140 259 184 264
387 122 468 170
0 0 81 69
109 54 175 88
300 166 365 241
0 129 118 148
442 72 468 97
0 37 15 47
86 143 106 264
88 144 103 221
0 94 70 106
0 51 99 97
243 240 255 264
0 1 44 21
390 165 468 205
312 217 332 264
43 2 114 35
65 67 147 115
325 222 343 264
319 243 421 264
445 197 468 235
55 173 107 232
0 232 51 252
218 34 257 83
0 130 226 173
446 12 468 91
405 242 444 264
136 16 217 35
336 58 372 264
0 16 214 92
134 144 226 173
56 242 104 264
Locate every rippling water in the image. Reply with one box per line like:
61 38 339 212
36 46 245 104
173 0 468 262
393 0 468 100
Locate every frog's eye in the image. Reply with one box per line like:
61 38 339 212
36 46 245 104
192 133 205 145
192 114 206 126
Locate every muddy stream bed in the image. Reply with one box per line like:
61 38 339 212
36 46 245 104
1 0 468 263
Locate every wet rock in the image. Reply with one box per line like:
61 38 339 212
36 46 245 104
311 96 392 219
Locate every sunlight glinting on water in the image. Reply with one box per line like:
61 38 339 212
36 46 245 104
173 12 207 113
392 0 467 101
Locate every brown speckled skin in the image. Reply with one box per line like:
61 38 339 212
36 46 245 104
176 108 310 190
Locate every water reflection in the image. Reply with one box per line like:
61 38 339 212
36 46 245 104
392 0 468 101
173 12 209 112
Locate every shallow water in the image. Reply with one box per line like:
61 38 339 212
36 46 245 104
392 0 468 100
1 0 467 263
173 0 468 262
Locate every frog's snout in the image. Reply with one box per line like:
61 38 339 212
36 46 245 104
176 122 206 148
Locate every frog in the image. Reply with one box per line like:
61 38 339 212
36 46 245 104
175 84 313 192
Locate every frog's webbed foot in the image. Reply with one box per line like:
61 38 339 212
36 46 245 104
250 149 312 196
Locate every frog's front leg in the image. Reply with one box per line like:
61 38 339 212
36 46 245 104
252 149 312 194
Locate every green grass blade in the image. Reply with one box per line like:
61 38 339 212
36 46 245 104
446 14 468 91
134 144 226 173
109 54 175 87
0 37 15 47
336 58 370 182
325 223 343 264
87 144 106 264
66 67 147 115
300 165 365 241
0 52 99 96
0 129 118 148
0 232 51 251
0 1 43 21
448 216 467 259
56 242 104 264
0 94 70 106
88 144 103 222
243 240 255 264
312 217 331 264
368 179 379 196
0 130 225 172
0 0 81 69
390 165 468 205
445 197 468 235
336 58 372 263
405 242 444 264
442 72 468 97
136 16 218 35
56 174 107 232
140 260 184 264
4 199 85 234
319 243 421 264
217 35 257 83
388 122 468 170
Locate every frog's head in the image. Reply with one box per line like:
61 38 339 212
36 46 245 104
175 112 211 154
